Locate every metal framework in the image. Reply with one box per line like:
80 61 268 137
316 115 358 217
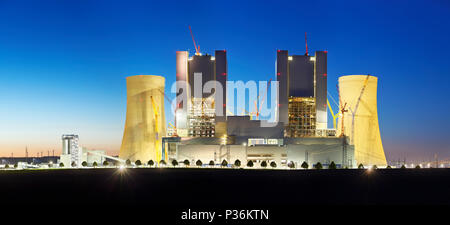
287 97 316 137
188 97 216 137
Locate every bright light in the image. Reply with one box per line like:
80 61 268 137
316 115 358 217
211 56 215 61
310 56 316 62
288 56 293 61
113 164 128 176
242 143 247 146
427 163 431 168
221 135 228 145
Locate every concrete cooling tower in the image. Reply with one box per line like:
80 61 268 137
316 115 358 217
120 75 166 163
337 75 387 167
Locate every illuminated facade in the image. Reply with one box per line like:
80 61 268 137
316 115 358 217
114 51 385 169
60 135 108 167
60 134 81 166
176 51 227 137
276 50 329 137
119 75 167 163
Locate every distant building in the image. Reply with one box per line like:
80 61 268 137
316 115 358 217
60 134 107 167
0 156 58 166
61 134 81 166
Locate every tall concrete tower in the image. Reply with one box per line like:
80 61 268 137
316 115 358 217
176 50 227 137
276 50 327 137
120 75 166 163
337 75 386 167
60 134 80 167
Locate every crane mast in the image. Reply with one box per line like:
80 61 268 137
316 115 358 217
337 84 348 137
350 74 371 143
158 89 179 137
189 25 201 55
305 32 309 56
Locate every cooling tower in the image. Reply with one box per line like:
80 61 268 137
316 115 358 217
337 75 387 167
120 75 166 163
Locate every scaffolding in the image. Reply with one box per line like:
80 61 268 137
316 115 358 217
287 97 316 137
188 97 216 137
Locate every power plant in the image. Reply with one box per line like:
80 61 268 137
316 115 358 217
50 29 386 169
113 30 387 168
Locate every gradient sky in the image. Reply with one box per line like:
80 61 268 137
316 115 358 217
0 0 449 162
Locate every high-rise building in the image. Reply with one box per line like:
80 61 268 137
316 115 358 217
61 134 81 166
276 50 328 137
176 50 227 137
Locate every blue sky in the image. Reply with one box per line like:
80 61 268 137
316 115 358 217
0 0 449 161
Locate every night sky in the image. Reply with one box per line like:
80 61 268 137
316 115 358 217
0 0 449 162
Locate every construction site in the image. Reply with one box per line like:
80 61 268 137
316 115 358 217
112 28 387 169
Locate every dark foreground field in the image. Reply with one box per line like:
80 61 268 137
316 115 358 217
1 168 449 205
0 168 449 223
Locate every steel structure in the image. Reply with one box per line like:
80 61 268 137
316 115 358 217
277 47 328 137
176 50 227 137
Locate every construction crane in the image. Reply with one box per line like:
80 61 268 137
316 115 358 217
305 32 309 56
337 84 348 137
150 96 160 138
327 91 340 129
256 78 272 119
225 99 234 116
243 109 254 118
337 83 350 167
247 78 272 120
240 100 258 119
150 96 165 162
158 89 179 136
349 74 371 143
189 25 201 56
327 98 339 130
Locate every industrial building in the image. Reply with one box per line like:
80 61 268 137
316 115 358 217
59 134 81 166
175 49 227 138
276 49 330 137
168 47 364 168
114 31 387 168
60 134 111 167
